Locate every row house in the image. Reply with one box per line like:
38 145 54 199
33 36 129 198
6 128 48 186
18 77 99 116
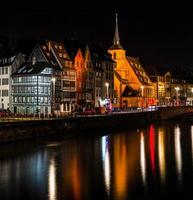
64 42 86 110
48 41 76 113
0 52 25 110
65 41 115 110
108 14 155 108
90 44 115 108
84 45 95 108
144 64 193 106
12 41 77 116
170 76 193 106
144 65 171 106
12 44 61 116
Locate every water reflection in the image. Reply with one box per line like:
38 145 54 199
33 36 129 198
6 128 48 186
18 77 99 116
191 126 193 166
0 121 193 200
48 156 57 200
113 133 139 200
174 125 182 184
149 125 155 175
140 132 147 186
101 136 111 195
158 128 166 185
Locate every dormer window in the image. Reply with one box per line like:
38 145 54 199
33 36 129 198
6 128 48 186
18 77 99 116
113 53 116 59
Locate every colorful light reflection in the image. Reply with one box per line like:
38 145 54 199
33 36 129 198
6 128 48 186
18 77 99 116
48 157 57 200
174 125 182 184
140 132 147 186
149 125 155 175
101 136 111 195
158 128 166 184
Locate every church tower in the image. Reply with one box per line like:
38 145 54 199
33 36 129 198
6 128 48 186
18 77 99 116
108 13 126 76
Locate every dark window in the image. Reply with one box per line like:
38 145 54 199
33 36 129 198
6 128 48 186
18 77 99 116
113 53 116 59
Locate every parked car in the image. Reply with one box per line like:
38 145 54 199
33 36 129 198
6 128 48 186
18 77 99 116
0 109 14 117
83 108 96 115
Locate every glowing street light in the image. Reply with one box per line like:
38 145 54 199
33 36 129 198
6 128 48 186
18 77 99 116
175 87 180 106
105 82 109 98
51 77 56 114
141 85 144 108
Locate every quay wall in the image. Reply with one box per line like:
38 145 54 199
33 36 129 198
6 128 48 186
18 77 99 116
1 106 193 142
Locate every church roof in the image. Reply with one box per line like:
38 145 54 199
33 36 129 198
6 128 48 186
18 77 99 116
126 56 152 86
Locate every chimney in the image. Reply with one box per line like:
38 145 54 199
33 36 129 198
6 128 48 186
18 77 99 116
32 56 36 65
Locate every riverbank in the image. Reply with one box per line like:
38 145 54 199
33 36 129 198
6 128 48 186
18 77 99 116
1 106 193 143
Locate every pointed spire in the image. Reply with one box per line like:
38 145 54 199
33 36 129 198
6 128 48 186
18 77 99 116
109 13 123 50
113 13 120 45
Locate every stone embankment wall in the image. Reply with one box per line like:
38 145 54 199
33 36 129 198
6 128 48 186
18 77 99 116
158 106 193 120
1 106 193 143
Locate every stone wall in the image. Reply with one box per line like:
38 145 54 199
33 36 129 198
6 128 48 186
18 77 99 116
1 106 193 143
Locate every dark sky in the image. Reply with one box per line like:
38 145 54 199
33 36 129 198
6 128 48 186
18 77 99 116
1 2 193 67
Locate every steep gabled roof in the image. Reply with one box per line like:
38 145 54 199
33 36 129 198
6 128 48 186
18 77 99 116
39 43 61 70
12 61 52 76
126 56 152 86
64 40 86 59
89 43 115 62
47 41 75 70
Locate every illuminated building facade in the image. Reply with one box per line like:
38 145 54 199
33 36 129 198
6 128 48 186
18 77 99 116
144 65 172 106
108 14 155 108
0 52 25 110
11 44 61 116
47 41 76 114
90 44 115 107
65 42 86 110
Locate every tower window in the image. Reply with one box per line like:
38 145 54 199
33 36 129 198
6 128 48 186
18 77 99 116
113 53 116 59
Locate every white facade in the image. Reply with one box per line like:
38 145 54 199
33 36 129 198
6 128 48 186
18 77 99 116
0 53 25 111
0 65 10 109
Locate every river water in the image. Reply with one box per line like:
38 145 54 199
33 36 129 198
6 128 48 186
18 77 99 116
0 120 193 200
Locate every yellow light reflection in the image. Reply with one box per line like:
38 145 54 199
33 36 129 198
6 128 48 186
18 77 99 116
158 128 166 184
72 155 81 200
101 136 111 195
191 126 193 166
113 134 138 200
140 132 146 185
48 157 57 200
174 125 182 184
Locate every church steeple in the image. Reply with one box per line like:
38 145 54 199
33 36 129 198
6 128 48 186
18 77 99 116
110 13 123 50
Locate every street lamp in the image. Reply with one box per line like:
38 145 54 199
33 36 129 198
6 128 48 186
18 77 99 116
141 85 144 109
105 82 109 98
51 77 56 114
175 87 180 106
191 88 193 106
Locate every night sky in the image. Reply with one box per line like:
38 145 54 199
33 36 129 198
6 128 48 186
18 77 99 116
1 2 193 67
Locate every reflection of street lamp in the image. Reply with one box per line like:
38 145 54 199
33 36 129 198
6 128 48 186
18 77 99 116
105 82 109 98
175 87 180 106
51 77 56 113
